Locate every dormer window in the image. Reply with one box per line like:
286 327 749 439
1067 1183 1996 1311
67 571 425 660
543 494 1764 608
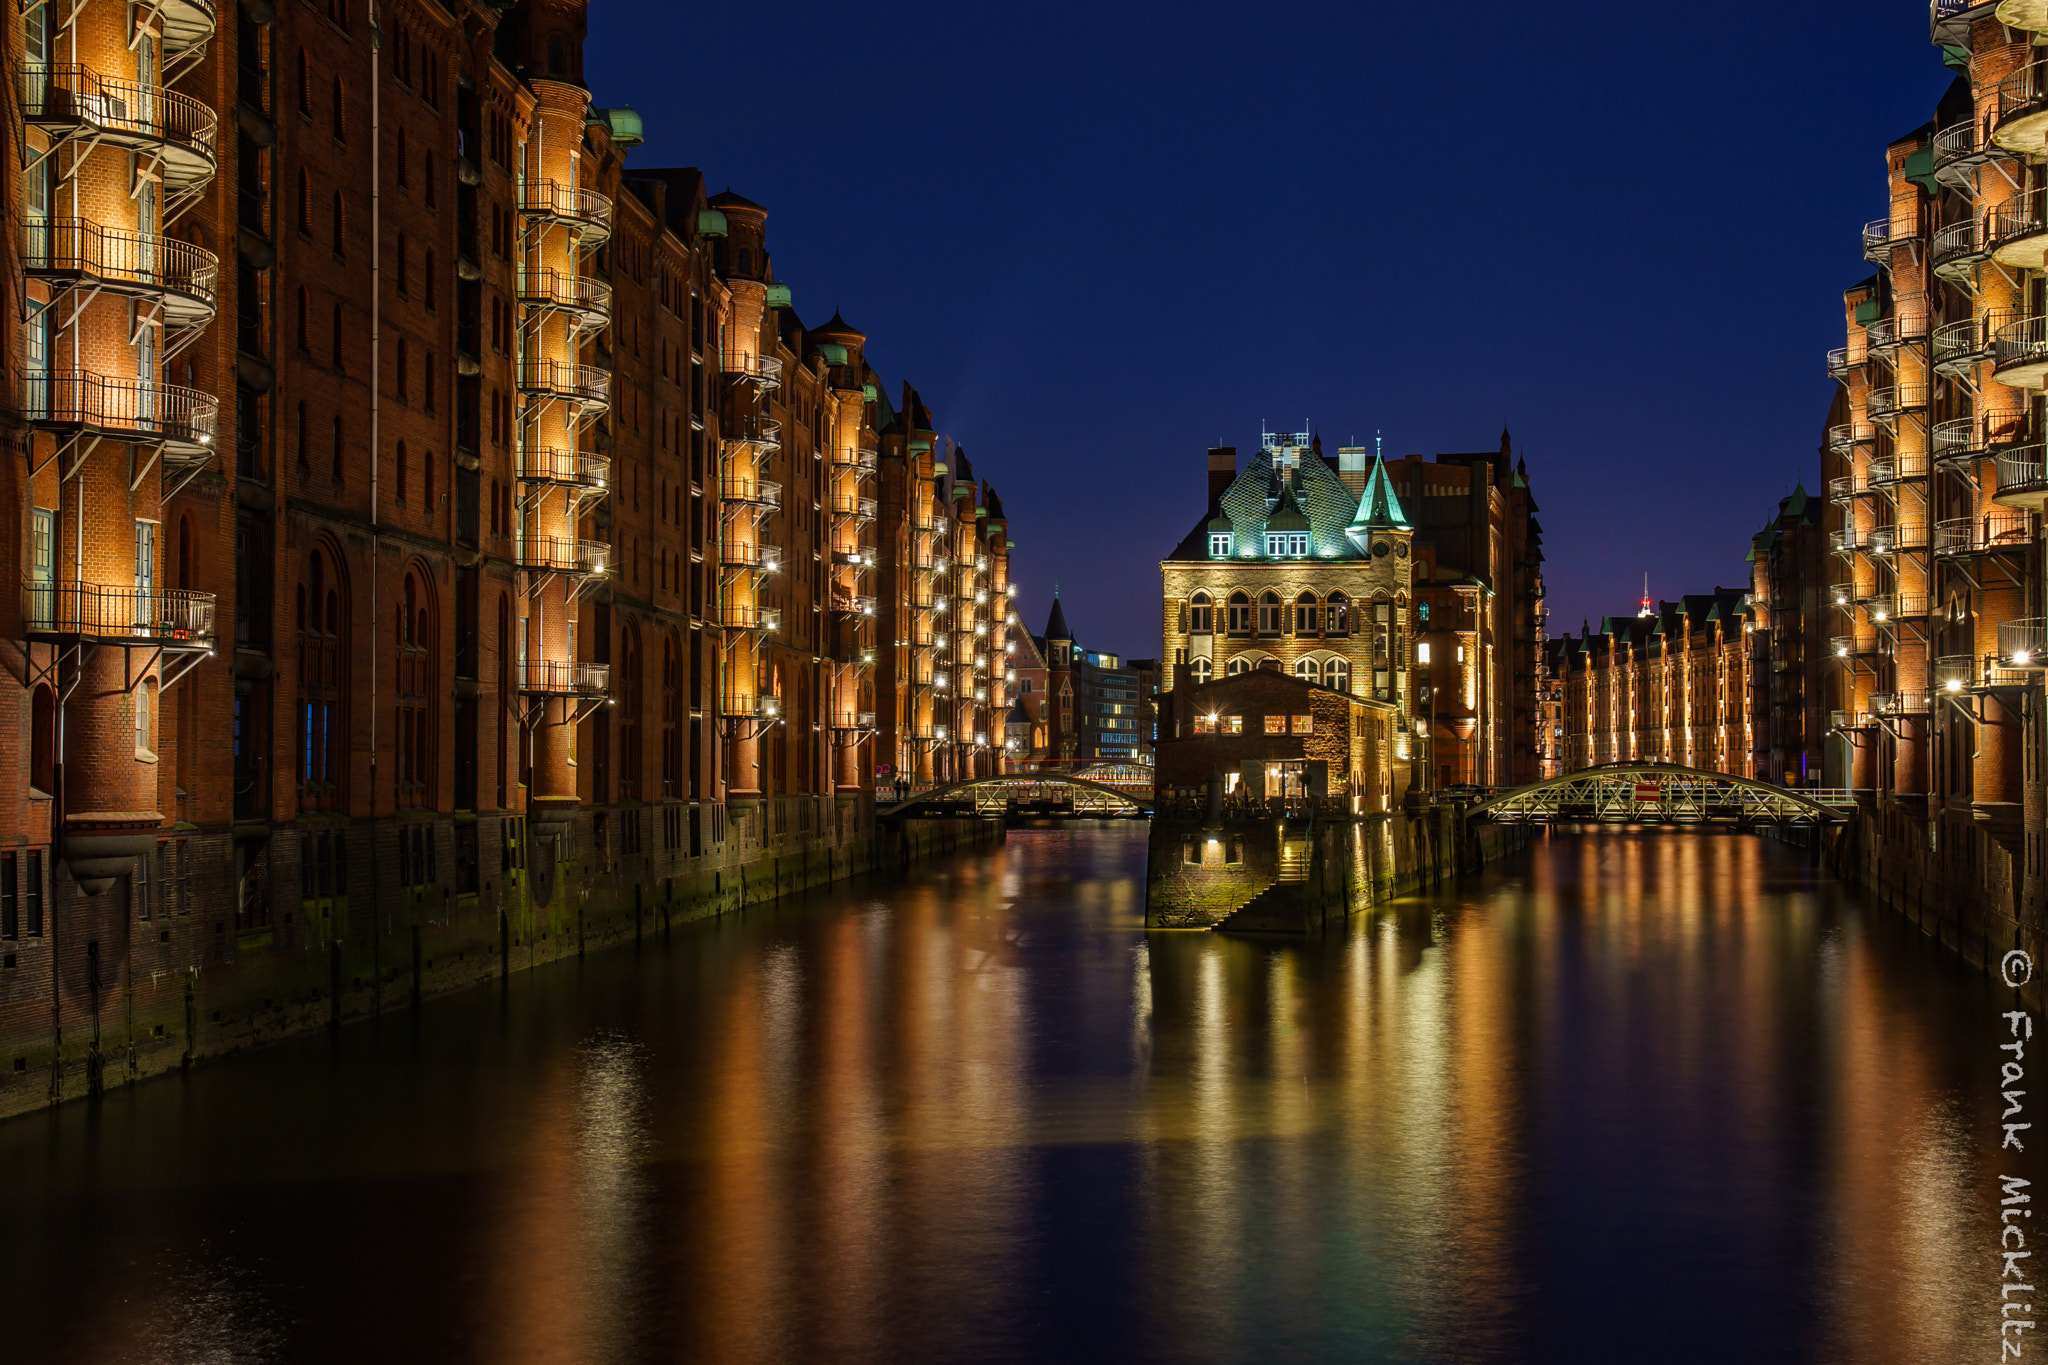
1266 531 1309 557
1209 532 1232 557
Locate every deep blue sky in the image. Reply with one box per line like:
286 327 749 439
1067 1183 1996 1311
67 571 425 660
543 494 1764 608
589 0 1951 658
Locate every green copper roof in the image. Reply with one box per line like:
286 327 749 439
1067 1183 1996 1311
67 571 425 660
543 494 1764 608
1348 455 1411 534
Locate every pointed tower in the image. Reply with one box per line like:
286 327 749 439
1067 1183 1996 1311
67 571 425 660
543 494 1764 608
1345 454 1413 553
1044 592 1076 762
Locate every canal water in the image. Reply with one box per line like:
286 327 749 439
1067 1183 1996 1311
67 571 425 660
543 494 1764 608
1 826 2023 1364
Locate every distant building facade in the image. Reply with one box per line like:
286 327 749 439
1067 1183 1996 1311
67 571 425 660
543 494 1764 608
1749 478 1832 788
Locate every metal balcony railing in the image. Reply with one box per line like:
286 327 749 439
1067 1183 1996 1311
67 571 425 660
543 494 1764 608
831 442 880 471
1988 204 2048 263
515 267 613 321
1828 528 1861 556
1829 709 1874 730
516 358 610 410
1867 383 1930 422
724 419 781 454
1827 347 1855 381
1933 315 1995 371
1934 510 2031 556
1827 473 1866 502
2000 617 2047 667
1870 689 1931 716
25 369 218 455
21 218 219 319
718 603 782 632
515 536 609 575
518 660 609 695
1829 635 1873 658
722 351 785 388
23 581 216 643
18 65 217 175
1932 218 1987 277
1995 314 2048 381
517 179 613 242
518 446 609 489
830 495 877 521
720 478 783 509
832 711 878 730
831 593 877 616
1864 215 1920 262
1866 298 1929 354
1933 118 1987 173
719 693 781 719
1866 593 1932 624
719 541 782 570
1996 62 2048 151
1996 443 2048 505
1827 421 1876 455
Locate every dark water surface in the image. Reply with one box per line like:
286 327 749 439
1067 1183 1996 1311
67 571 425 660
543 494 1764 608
2 826 2025 1364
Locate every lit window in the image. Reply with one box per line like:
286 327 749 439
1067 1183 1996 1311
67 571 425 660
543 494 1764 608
1209 532 1232 557
1265 531 1309 557
1417 642 1431 664
1264 716 1286 734
1292 715 1313 734
1224 716 1244 735
1193 714 1216 734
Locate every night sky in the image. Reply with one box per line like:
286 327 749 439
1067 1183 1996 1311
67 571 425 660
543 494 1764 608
587 1 1951 658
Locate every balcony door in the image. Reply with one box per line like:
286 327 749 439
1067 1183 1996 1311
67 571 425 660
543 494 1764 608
29 509 54 629
134 520 156 629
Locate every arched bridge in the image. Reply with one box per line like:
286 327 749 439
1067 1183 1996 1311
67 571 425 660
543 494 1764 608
1467 764 1850 827
884 773 1151 820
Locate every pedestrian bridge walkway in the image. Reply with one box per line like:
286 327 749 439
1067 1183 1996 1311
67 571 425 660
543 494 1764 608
881 767 1153 820
1466 764 1849 826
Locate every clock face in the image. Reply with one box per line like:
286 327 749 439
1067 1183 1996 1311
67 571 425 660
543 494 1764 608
1372 541 1390 557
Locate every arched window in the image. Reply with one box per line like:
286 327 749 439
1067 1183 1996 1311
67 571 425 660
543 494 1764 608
395 234 408 297
547 37 566 74
297 168 312 233
331 192 345 256
1227 591 1251 635
424 451 435 512
296 286 310 350
1326 593 1349 637
395 126 408 187
424 150 436 208
1294 657 1321 684
1189 592 1213 634
331 76 346 141
1326 658 1351 693
423 351 436 410
1294 592 1319 635
1190 657 1213 685
1258 591 1283 634
297 547 348 810
295 401 308 472
331 301 344 367
395 565 434 806
424 251 436 308
331 414 344 480
297 48 311 115
1226 656 1252 676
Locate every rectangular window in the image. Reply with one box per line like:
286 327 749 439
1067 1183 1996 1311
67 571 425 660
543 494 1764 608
134 520 157 629
1292 714 1313 734
1265 532 1309 557
1264 716 1286 735
1417 642 1431 664
25 852 43 937
1224 716 1244 735
1 853 15 941
136 852 153 920
1193 715 1215 735
1209 533 1231 557
29 508 54 628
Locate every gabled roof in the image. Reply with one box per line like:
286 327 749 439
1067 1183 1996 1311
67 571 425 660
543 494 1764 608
1348 455 1411 534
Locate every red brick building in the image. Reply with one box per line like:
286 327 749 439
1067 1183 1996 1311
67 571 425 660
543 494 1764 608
0 0 1014 1112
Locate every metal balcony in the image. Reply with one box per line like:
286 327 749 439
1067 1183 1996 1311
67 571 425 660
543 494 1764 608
1869 689 1931 716
1935 510 2031 557
1828 528 1861 556
831 495 878 522
24 581 216 645
831 442 879 471
719 693 781 720
1867 593 1932 624
1829 709 1874 731
1867 382 1929 425
517 179 613 245
1988 205 2048 271
515 267 612 328
1996 62 2048 156
1994 443 2048 511
1932 218 1989 281
723 351 784 390
1829 635 1874 659
1864 215 1920 263
718 603 782 633
157 0 219 66
832 711 878 731
1936 1 1999 43
1826 473 1867 503
1995 314 2048 386
2000 617 2047 668
1869 448 1930 485
1866 300 1928 358
516 358 610 413
518 660 609 695
515 535 609 575
724 419 781 455
1866 522 1929 556
1997 1 2048 38
21 219 219 337
720 477 783 509
1936 654 1979 692
1933 120 1995 186
719 541 783 571
1826 422 1876 456
1933 316 1995 374
1826 347 1856 382
18 66 217 209
518 446 609 491
831 593 877 617
25 370 217 458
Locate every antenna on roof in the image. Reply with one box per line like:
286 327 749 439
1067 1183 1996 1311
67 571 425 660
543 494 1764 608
1637 573 1653 619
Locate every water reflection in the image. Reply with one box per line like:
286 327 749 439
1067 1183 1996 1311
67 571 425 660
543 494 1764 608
0 826 2020 1364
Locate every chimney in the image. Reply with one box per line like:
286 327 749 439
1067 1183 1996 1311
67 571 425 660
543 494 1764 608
1336 446 1369 496
1207 446 1237 503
